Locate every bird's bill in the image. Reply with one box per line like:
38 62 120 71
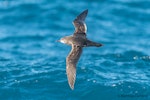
56 40 60 42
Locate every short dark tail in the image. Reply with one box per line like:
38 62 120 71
85 40 103 47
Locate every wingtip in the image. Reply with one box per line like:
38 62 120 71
68 81 75 90
85 9 88 12
83 9 88 14
70 85 74 90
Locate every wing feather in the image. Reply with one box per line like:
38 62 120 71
66 45 83 90
73 9 88 38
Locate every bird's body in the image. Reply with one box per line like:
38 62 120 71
58 9 102 90
60 35 85 46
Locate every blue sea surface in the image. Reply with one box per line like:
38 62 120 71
0 0 150 100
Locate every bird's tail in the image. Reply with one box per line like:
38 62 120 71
85 40 103 47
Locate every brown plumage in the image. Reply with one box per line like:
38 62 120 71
66 46 82 89
58 9 103 90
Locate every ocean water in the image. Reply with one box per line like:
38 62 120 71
0 0 150 100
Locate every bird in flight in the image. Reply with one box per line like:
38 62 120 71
58 9 103 90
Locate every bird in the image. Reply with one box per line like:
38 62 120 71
58 9 103 90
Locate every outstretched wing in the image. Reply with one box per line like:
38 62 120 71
73 9 88 38
66 45 83 90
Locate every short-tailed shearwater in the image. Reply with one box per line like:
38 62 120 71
58 9 103 90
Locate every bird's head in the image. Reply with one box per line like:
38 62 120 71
57 37 68 44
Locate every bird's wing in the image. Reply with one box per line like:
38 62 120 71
73 9 88 38
66 45 83 90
